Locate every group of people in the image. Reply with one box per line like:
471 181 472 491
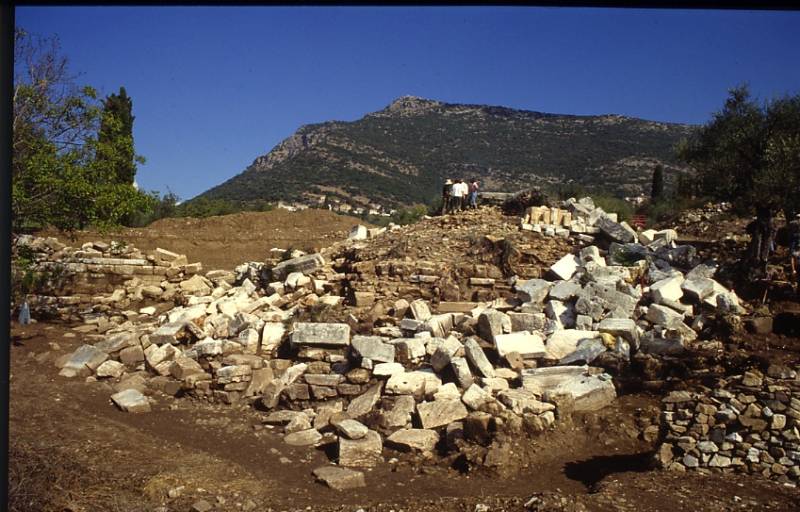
441 178 479 214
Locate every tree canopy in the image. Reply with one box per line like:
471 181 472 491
677 85 800 217
12 29 152 234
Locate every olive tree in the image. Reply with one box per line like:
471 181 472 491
677 85 800 271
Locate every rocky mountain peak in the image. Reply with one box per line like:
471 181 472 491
381 95 443 116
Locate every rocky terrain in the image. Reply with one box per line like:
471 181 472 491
191 96 693 211
9 200 800 512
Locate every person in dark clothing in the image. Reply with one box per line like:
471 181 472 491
468 178 479 209
441 179 453 215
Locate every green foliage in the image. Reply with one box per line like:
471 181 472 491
651 165 665 199
12 28 152 234
592 195 635 222
97 87 140 185
677 84 800 217
123 189 178 227
11 244 68 306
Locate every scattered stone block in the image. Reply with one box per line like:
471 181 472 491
494 331 546 359
110 388 151 413
417 399 468 429
387 428 439 452
339 430 383 467
313 466 366 491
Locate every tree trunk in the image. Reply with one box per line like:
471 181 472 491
749 205 775 275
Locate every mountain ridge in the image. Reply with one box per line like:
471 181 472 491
193 95 696 211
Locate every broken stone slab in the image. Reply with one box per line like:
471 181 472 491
640 332 685 355
520 365 588 393
348 224 368 240
549 254 580 281
450 357 474 389
497 389 555 415
59 344 109 378
596 318 639 345
271 253 325 281
372 362 404 377
312 466 366 491
681 277 716 301
380 395 416 429
95 360 125 379
179 274 212 296
334 418 369 440
346 383 383 418
387 428 440 452
409 299 432 321
385 371 442 397
93 332 137 354
596 216 637 243
461 383 493 410
494 331 546 359
351 336 395 363
463 338 495 378
645 303 685 327
417 399 469 429
650 275 684 304
284 428 322 446
291 322 350 347
549 281 582 302
545 330 601 360
425 314 454 338
110 388 151 413
390 337 426 363
543 373 616 412
516 279 552 303
558 338 607 366
433 382 461 401
339 429 383 467
430 336 463 372
476 309 512 344
544 300 576 330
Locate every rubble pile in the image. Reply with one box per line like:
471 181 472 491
337 208 572 306
35 198 792 490
13 235 203 320
520 196 639 244
656 366 800 483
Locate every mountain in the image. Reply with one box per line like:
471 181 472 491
192 96 695 210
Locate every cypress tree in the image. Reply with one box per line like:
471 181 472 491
651 164 665 200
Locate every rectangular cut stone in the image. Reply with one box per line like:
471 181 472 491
437 302 479 313
59 344 109 377
291 322 350 347
650 276 684 304
494 331 546 359
549 254 580 281
508 312 547 332
417 399 468 429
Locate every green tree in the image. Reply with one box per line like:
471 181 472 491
12 29 152 234
97 86 141 185
650 164 664 199
677 85 800 270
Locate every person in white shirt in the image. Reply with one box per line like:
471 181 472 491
451 179 466 212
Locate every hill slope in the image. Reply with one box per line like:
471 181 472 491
193 96 695 210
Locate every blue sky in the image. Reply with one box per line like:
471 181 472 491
15 6 800 201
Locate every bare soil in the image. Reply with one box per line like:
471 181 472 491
11 208 800 511
39 209 372 270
